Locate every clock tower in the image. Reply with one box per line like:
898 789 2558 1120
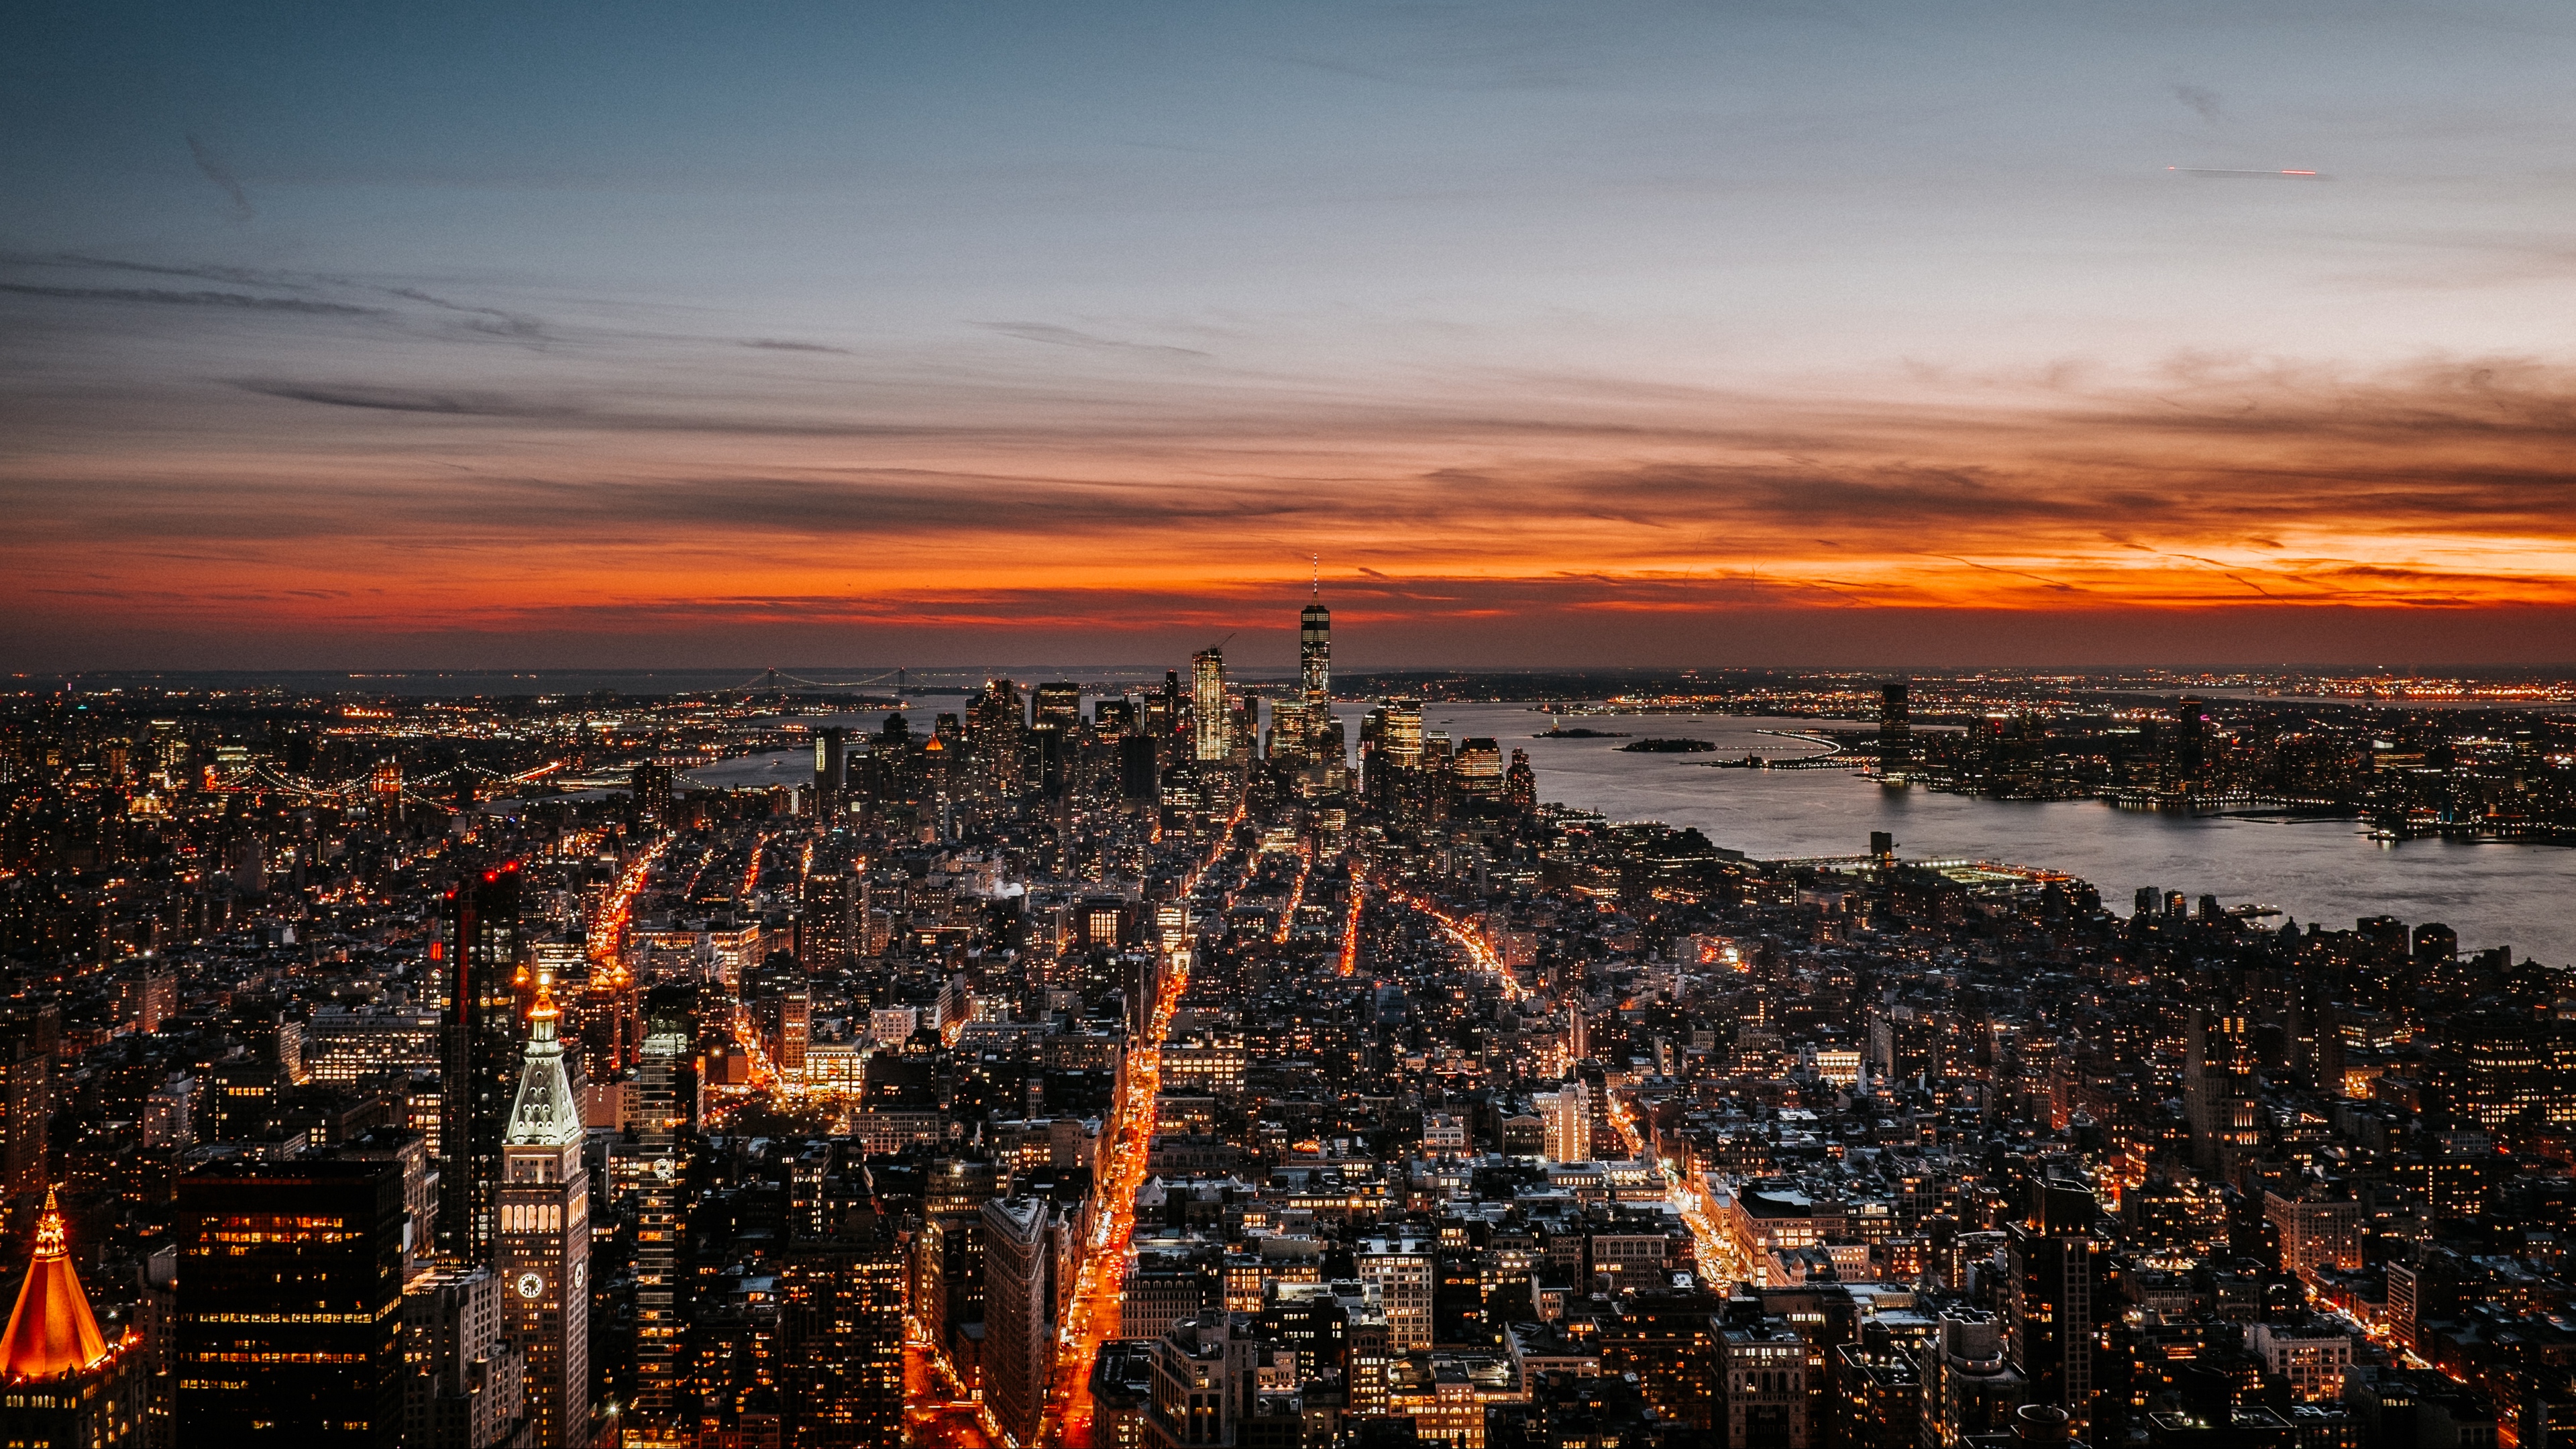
496 975 591 1448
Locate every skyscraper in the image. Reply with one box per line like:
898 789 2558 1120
629 1002 691 1439
495 977 590 1449
177 1155 407 1444
812 727 847 818
2003 1180 2106 1436
1880 682 1911 784
0 1021 48 1205
1033 681 1084 733
1299 588 1331 757
779 1210 905 1446
981 1197 1054 1446
440 861 524 1261
1191 649 1228 763
400 1265 527 1449
1 1189 144 1449
969 679 1027 795
2183 1009 2261 1171
1379 700 1423 770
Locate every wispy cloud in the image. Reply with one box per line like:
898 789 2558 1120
981 321 1212 360
184 133 254 218
229 379 582 417
0 282 380 315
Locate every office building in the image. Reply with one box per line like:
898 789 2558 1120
812 726 848 816
1540 1079 1592 1163
2183 1010 2262 1172
629 763 676 833
400 1266 527 1449
2004 1181 2106 1435
1882 682 1911 782
176 1155 407 1444
629 1010 690 1436
982 1196 1055 1446
0 1027 48 1205
440 861 525 1260
780 1210 906 1446
1192 649 1229 763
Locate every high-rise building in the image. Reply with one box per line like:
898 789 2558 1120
0 1024 48 1205
969 680 1027 795
440 861 524 1260
1504 749 1537 812
2163 696 2210 794
1919 1310 2025 1449
2264 1189 2364 1285
2003 1181 2106 1436
800 867 855 973
1034 682 1084 733
400 1265 527 1449
1722 1320 1813 1449
1300 594 1330 712
0 1189 145 1449
1881 682 1911 783
1452 737 1503 796
779 1209 906 1446
812 727 847 818
1379 700 1423 770
1144 1311 1263 1449
495 978 590 1449
630 1006 691 1438
1191 649 1229 763
1540 1079 1591 1163
176 1155 407 1444
2183 1010 2261 1171
629 762 675 833
1295 588 1332 762
981 1197 1054 1446
1354 1236 1436 1352
1119 733 1160 804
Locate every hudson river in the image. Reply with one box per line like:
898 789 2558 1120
1429 702 2572 968
691 700 2574 967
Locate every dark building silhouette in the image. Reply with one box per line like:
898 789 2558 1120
440 861 525 1260
176 1155 407 1445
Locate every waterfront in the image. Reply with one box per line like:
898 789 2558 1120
688 700 2575 965
1431 702 2576 968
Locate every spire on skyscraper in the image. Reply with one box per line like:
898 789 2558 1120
505 974 582 1149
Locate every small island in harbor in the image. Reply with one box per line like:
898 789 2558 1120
1616 737 1718 753
1535 726 1631 739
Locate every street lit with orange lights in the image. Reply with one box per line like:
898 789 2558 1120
1039 796 1246 1448
1607 1095 1748 1289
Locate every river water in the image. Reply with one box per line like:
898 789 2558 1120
1426 702 2572 968
686 702 2574 966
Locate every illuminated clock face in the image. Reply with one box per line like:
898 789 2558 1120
517 1271 545 1300
574 1260 586 1290
652 1158 676 1181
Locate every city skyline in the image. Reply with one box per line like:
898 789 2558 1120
9 3 2576 669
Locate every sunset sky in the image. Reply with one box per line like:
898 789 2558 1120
7 1 2575 670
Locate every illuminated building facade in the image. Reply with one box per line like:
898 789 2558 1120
0 1189 143 1449
494 979 590 1449
176 1156 407 1444
1191 649 1229 763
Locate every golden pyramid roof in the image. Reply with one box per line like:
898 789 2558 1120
1 1188 111 1382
